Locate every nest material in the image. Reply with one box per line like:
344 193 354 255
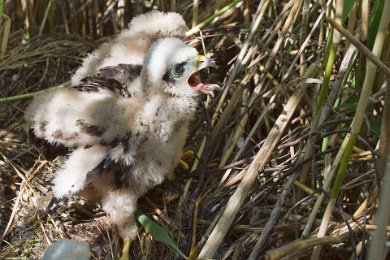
0 0 384 259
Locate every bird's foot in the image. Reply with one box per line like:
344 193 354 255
166 151 195 182
119 237 132 260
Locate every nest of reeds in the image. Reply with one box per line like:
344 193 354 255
1 0 390 259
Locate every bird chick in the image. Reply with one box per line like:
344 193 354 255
25 11 218 256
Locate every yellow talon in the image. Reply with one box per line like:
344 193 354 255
166 151 195 182
181 150 195 161
119 237 131 260
178 159 189 171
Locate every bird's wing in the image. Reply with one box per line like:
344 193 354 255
25 64 141 159
73 76 132 98
97 64 142 80
71 11 188 85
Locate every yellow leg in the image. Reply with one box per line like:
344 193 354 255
166 151 195 182
119 237 131 260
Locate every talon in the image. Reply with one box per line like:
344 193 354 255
166 151 195 182
119 236 131 260
178 159 189 171
181 150 195 161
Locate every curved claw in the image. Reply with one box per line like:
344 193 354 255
166 151 195 182
181 150 195 161
178 159 189 171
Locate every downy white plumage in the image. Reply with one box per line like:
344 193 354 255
25 11 218 242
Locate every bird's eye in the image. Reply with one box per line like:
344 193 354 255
172 64 185 77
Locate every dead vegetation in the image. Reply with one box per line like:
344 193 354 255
1 0 390 259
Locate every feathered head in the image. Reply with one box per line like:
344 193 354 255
142 38 218 97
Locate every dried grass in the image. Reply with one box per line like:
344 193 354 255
1 0 389 259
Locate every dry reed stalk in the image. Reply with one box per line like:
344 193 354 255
299 0 310 76
326 16 390 78
198 64 317 258
265 232 351 260
345 1 356 53
38 0 52 35
296 0 343 201
191 0 270 171
2 1 387 259
283 10 323 81
319 36 357 124
359 0 369 42
192 0 199 27
0 14 10 59
367 59 390 260
313 1 390 257
170 0 176 11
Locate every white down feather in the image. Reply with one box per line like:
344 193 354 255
25 11 214 242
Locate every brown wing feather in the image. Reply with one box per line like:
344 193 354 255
28 128 70 160
28 64 140 160
72 64 142 97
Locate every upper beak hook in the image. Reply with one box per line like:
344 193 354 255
196 55 218 70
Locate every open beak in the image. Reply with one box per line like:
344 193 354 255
188 55 220 96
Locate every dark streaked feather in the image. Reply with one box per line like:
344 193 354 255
28 129 70 160
76 119 104 136
97 64 142 81
73 77 131 97
72 64 142 98
52 130 79 142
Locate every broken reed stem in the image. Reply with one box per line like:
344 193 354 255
283 10 323 81
312 1 390 257
365 136 390 260
170 0 176 12
198 64 317 259
319 40 357 124
366 5 390 260
38 0 52 35
248 168 300 259
202 0 297 173
266 232 351 260
212 1 301 167
345 1 357 52
186 0 242 36
218 89 249 167
326 16 390 78
359 0 369 42
219 92 277 185
296 0 343 202
299 0 310 75
316 0 342 114
192 0 198 28
260 0 302 77
191 0 269 171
